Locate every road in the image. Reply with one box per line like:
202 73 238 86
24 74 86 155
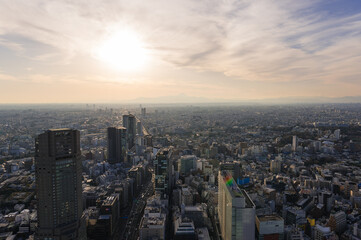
123 178 154 240
112 168 154 239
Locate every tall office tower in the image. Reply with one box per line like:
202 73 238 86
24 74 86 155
141 107 146 117
135 121 146 156
35 129 85 240
107 127 127 164
99 194 120 238
136 121 144 145
123 114 136 149
154 149 172 198
218 171 255 240
137 121 145 136
178 155 197 175
292 135 298 152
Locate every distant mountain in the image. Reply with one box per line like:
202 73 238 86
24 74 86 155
256 96 361 104
128 94 361 104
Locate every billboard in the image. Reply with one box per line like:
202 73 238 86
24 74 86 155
237 177 250 185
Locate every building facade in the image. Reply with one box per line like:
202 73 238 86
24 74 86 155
218 171 255 240
107 127 127 164
35 129 85 240
178 155 197 175
154 149 172 198
256 215 284 240
123 114 136 149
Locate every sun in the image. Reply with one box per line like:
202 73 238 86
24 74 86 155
96 30 148 71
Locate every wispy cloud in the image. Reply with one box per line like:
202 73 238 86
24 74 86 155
0 38 24 52
0 0 360 101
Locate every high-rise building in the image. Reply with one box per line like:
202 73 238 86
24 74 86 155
99 194 120 238
154 149 172 198
135 121 146 155
123 114 137 149
35 129 85 240
107 127 127 164
318 191 333 213
141 107 146 117
328 211 346 234
292 136 298 152
218 171 255 240
270 159 282 173
178 155 197 175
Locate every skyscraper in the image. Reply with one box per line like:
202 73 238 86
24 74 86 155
123 114 137 149
154 149 172 198
141 107 146 117
218 171 255 240
136 121 146 155
107 127 127 164
35 129 85 240
178 155 197 175
292 135 298 152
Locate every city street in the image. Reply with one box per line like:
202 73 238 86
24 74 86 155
120 174 154 240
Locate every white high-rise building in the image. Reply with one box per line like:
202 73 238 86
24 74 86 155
218 171 255 240
292 136 298 152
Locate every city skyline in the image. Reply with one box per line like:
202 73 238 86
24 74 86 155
1 0 361 103
1 103 361 239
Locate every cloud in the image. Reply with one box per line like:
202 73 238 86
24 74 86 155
0 71 18 82
0 38 24 52
0 0 360 87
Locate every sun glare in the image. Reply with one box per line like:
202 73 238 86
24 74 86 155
96 30 148 71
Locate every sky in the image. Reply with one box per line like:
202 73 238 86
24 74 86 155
0 0 361 103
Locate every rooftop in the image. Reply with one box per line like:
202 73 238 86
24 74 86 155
221 171 244 198
102 195 117 206
49 128 72 132
258 214 283 222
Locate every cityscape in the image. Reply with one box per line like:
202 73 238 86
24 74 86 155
0 103 360 239
1 0 361 240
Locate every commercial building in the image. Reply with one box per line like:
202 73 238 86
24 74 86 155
292 136 298 152
270 159 282 174
256 214 284 240
154 149 172 198
219 162 241 183
174 217 196 240
123 114 137 149
178 155 197 175
139 195 167 240
218 171 255 240
100 194 120 237
35 129 85 240
328 211 346 234
314 225 333 240
107 127 127 164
